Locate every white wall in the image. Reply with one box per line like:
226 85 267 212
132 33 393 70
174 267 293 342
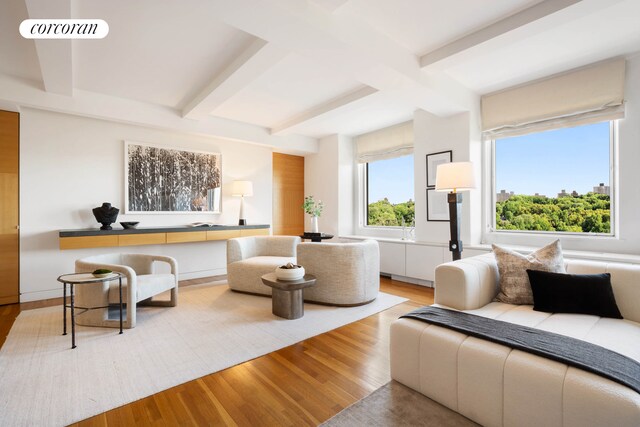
304 134 355 236
20 108 273 302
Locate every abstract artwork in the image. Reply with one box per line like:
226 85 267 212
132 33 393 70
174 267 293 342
125 142 222 213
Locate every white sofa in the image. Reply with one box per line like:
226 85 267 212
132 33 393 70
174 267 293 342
296 239 380 306
226 236 300 296
390 253 640 427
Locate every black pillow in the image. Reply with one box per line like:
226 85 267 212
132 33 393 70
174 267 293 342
526 270 623 319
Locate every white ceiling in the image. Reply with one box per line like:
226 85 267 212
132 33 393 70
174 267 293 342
1 0 639 148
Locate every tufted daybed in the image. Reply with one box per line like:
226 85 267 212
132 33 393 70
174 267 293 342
390 253 640 427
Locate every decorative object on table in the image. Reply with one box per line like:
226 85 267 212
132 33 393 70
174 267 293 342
230 180 253 225
274 262 306 281
426 150 452 187
119 221 139 229
302 195 324 233
124 141 221 214
435 161 476 261
91 269 113 278
426 188 449 221
92 202 119 230
261 272 317 319
401 218 415 240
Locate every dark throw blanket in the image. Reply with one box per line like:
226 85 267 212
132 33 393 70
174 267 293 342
401 306 640 394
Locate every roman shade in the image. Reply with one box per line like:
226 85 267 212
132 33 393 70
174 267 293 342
355 121 413 163
482 59 626 138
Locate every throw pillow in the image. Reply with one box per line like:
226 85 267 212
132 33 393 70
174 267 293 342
526 270 623 319
492 240 565 305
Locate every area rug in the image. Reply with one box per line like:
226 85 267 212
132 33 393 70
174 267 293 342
0 281 406 426
321 381 479 426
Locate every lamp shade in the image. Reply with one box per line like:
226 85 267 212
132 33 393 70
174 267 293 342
230 180 253 197
435 162 476 192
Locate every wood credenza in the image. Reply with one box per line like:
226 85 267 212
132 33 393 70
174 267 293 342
59 225 270 250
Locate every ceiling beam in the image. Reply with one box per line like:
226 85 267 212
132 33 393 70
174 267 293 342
419 0 628 70
23 0 73 96
0 73 318 154
210 0 478 116
271 85 378 135
182 38 288 120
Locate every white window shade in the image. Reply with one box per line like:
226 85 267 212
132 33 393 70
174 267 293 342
355 121 413 163
482 59 626 139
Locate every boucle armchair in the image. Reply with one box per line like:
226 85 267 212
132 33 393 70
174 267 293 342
390 253 640 427
75 253 178 329
296 239 380 306
226 236 300 296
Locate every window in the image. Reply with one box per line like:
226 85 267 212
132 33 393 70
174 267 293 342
366 155 414 227
493 121 614 234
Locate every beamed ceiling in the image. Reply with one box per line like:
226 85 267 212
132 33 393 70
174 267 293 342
1 0 639 153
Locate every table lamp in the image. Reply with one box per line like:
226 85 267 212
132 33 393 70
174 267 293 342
435 162 476 261
231 180 253 225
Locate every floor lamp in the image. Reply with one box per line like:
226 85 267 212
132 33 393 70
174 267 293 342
435 162 476 261
231 180 253 225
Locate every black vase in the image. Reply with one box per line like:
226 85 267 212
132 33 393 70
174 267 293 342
92 202 119 230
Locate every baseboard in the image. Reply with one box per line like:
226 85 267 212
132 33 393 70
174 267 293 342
179 268 226 281
389 275 434 288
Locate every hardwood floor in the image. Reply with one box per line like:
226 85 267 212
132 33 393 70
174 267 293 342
0 276 433 426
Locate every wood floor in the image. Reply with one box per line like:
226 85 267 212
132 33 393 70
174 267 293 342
0 276 433 426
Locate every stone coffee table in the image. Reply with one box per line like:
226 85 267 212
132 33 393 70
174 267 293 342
261 273 316 319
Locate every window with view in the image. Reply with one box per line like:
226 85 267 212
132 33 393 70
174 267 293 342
493 121 613 234
366 155 414 227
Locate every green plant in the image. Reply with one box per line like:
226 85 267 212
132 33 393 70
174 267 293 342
302 196 324 217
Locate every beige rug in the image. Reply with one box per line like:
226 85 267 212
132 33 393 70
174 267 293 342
321 381 479 426
0 282 406 426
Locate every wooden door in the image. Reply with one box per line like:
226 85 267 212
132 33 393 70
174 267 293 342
272 153 304 236
0 110 19 305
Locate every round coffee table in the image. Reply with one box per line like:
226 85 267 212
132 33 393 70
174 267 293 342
261 273 316 319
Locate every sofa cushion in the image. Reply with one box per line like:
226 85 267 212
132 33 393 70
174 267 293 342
227 256 295 296
492 240 565 305
527 270 623 319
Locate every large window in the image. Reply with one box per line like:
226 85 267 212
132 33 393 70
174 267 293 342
493 121 614 234
366 155 414 227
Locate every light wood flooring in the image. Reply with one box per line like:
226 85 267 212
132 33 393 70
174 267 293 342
0 276 433 426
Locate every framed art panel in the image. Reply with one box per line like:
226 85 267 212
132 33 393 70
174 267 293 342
125 141 222 214
426 150 452 187
427 188 449 221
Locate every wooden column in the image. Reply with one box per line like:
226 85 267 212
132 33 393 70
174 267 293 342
272 153 304 236
0 110 19 305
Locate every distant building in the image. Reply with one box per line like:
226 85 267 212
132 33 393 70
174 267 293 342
497 190 514 202
557 189 570 198
533 193 546 198
593 183 610 196
571 190 579 197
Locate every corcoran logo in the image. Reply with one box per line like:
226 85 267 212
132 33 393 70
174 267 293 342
19 19 109 39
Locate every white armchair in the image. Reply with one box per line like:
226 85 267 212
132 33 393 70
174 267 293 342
75 253 178 329
227 236 300 296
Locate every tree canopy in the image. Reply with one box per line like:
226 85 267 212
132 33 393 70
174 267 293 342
496 193 610 233
368 198 415 227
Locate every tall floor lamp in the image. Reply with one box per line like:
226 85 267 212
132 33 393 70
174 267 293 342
435 162 476 261
231 180 253 225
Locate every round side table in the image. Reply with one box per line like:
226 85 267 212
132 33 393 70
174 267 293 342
57 272 124 349
261 273 316 319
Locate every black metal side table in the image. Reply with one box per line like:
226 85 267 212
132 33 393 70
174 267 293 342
57 272 124 349
300 232 334 242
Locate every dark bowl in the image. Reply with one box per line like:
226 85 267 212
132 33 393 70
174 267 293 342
120 221 140 229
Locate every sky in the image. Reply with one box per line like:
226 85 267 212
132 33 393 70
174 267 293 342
367 122 610 205
368 155 414 204
495 122 611 196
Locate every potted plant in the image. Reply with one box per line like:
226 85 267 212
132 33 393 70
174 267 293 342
302 196 324 233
